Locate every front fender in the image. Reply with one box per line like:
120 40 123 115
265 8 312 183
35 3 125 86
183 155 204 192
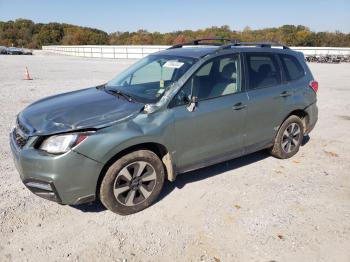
74 110 176 166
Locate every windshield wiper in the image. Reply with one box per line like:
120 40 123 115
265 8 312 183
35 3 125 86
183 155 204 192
107 89 135 102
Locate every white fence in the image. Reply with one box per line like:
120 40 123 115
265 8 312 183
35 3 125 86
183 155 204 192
291 47 350 56
42 45 169 59
42 45 350 59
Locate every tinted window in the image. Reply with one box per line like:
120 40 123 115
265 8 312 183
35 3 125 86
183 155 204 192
280 54 305 81
172 54 241 106
246 53 281 89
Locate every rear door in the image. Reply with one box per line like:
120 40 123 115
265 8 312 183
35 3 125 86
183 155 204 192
278 53 310 105
244 52 292 152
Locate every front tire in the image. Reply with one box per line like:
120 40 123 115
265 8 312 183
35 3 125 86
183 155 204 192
270 115 304 159
100 150 165 215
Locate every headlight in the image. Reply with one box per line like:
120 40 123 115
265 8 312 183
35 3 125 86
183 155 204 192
40 133 89 154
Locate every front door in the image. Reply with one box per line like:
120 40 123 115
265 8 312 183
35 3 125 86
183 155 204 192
170 53 248 172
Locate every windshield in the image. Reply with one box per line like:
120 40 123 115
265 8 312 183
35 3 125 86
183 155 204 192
106 55 196 103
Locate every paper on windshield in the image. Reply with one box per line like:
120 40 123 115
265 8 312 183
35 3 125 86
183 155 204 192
159 80 164 88
163 60 184 69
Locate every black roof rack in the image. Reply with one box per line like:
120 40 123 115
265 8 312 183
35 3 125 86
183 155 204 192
212 41 290 54
168 39 290 52
168 38 239 49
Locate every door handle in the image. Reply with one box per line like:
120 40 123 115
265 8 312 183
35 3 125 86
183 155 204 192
232 102 246 110
280 91 292 97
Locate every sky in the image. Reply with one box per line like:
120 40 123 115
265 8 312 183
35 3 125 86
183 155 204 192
0 0 349 33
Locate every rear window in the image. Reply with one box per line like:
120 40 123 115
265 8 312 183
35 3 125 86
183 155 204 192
246 53 281 89
279 54 305 81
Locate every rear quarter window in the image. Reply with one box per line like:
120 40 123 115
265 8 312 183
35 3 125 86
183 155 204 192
279 54 305 81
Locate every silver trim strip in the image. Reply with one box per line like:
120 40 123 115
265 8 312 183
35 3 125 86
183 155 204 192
25 182 52 191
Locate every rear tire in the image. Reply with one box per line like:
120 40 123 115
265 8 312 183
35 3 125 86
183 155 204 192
100 150 165 215
270 115 304 159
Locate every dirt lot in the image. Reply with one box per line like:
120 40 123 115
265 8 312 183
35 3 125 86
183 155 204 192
0 53 349 262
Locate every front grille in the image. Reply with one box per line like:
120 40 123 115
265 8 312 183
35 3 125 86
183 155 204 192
14 129 28 148
13 117 30 149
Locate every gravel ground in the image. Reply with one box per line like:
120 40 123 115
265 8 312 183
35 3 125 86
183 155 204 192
0 52 349 262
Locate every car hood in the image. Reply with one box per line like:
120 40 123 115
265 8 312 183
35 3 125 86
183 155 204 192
18 87 144 136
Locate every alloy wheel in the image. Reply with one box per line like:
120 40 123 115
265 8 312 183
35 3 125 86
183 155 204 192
113 161 157 206
281 122 302 153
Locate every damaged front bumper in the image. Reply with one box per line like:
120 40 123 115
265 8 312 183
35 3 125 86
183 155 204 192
10 129 104 205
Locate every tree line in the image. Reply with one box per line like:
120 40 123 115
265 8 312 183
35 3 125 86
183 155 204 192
1 19 350 48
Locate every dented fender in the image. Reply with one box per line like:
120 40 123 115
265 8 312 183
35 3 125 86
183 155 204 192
74 109 177 178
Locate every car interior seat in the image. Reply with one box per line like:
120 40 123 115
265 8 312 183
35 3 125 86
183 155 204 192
209 62 237 97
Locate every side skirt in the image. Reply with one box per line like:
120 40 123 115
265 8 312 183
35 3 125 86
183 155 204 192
175 139 273 176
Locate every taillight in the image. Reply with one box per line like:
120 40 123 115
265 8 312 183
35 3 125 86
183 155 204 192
309 80 318 93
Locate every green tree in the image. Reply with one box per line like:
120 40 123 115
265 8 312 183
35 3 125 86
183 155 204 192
1 19 350 48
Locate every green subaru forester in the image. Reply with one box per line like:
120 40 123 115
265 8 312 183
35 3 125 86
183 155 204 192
10 39 318 215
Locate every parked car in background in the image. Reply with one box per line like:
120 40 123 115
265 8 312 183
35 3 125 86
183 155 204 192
0 46 8 54
7 47 23 55
22 48 33 55
10 39 318 215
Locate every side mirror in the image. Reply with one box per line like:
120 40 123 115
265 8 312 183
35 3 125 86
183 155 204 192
186 96 198 112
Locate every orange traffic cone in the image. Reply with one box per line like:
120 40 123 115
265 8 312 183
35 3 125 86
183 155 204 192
24 66 32 80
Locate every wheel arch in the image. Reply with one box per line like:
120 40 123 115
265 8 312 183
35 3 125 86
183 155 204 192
96 142 175 199
284 109 310 133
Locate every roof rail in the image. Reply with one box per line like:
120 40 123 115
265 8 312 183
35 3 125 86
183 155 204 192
230 41 290 49
167 39 290 54
168 38 238 49
212 41 290 54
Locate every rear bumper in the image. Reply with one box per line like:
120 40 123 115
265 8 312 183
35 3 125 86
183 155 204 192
305 102 318 135
10 131 103 205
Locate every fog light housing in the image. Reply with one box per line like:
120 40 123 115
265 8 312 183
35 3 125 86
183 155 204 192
24 180 61 203
25 181 52 191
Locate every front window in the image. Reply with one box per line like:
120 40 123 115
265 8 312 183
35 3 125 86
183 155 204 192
171 54 241 106
106 55 196 103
